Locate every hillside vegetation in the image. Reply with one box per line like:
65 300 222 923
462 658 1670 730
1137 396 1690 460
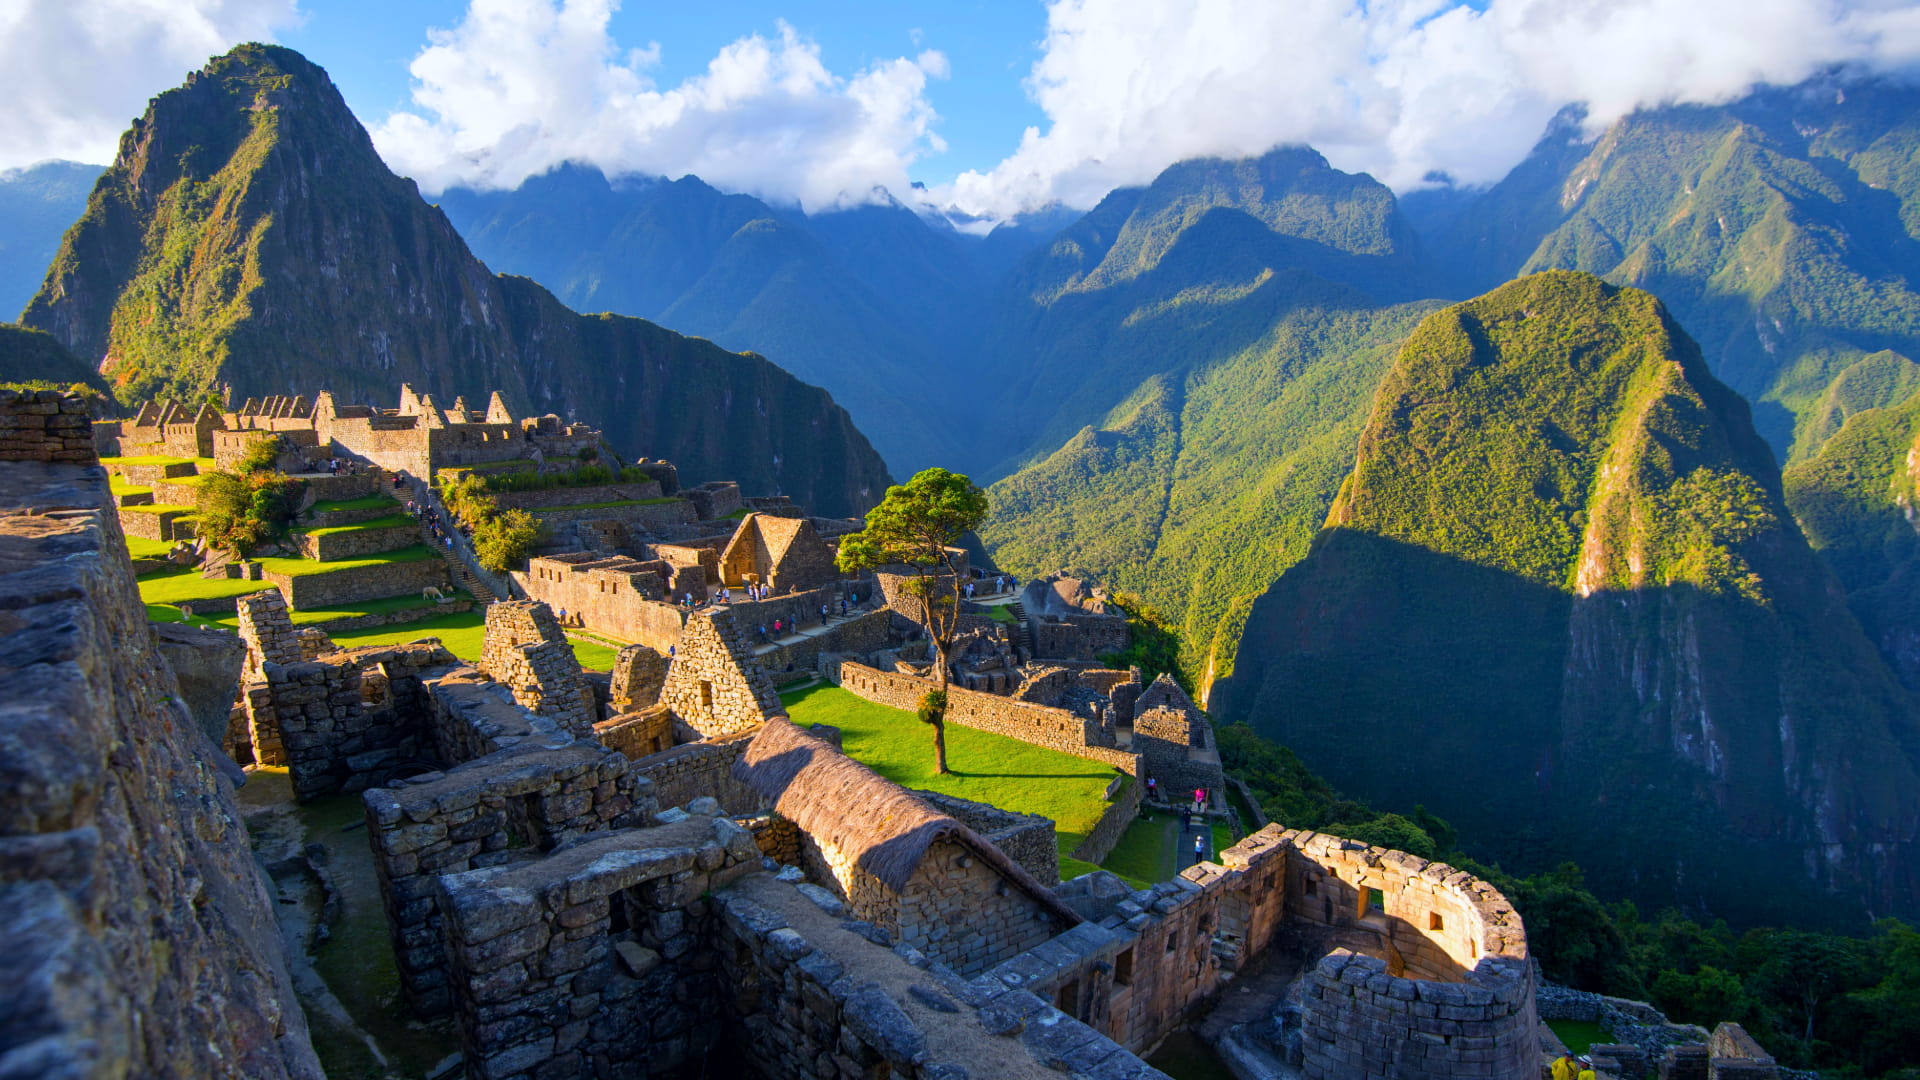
1213 271 1920 926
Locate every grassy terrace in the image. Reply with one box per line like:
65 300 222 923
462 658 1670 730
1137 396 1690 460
144 601 620 671
109 477 151 497
120 502 194 514
125 536 179 560
309 494 402 514
301 513 415 537
137 546 438 609
778 684 1130 883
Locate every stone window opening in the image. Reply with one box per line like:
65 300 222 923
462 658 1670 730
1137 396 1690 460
700 680 714 712
506 794 556 853
1430 912 1444 932
1113 948 1134 986
1164 929 1179 954
1055 980 1080 1020
1358 886 1385 920
1304 876 1318 897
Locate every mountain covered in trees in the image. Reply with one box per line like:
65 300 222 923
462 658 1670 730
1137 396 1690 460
1210 271 1920 927
17 45 889 517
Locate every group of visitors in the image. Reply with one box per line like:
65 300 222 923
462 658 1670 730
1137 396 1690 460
1553 1053 1597 1080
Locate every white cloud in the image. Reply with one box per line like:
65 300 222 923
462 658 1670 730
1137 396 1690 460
0 0 301 170
372 0 949 211
939 0 1920 220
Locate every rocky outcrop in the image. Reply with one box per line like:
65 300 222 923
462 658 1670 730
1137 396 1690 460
0 390 320 1077
22 44 890 517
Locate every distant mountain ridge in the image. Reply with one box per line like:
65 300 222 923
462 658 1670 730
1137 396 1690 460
18 44 889 517
0 160 100 319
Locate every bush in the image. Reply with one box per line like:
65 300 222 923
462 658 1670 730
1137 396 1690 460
236 435 282 475
472 508 542 574
195 466 303 556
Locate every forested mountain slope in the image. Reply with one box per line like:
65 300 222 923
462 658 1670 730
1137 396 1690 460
1212 271 1920 926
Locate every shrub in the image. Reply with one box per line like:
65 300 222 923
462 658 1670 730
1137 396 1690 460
472 508 542 573
195 466 303 557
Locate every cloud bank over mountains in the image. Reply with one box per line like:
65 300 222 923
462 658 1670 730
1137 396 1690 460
0 0 300 169
371 0 951 212
5 0 1920 221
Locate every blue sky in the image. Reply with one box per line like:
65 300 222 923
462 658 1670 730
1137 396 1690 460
5 0 1918 220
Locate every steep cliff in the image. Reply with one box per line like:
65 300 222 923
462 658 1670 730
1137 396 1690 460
0 390 319 1076
20 44 889 516
1214 272 1920 926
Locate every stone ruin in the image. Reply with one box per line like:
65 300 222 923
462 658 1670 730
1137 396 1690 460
478 600 597 737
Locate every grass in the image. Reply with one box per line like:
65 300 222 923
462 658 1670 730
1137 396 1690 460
778 684 1122 872
120 502 194 514
302 514 415 537
1211 821 1236 857
99 454 205 467
138 565 277 606
309 494 402 514
1100 815 1177 889
125 535 177 559
984 605 1017 624
109 476 151 496
566 635 620 671
1546 1018 1608 1055
530 497 681 512
327 610 487 660
146 591 478 630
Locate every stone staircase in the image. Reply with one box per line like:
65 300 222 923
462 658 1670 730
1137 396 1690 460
421 523 497 604
1007 600 1038 658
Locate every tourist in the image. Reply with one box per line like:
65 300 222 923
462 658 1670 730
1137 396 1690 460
1552 1052 1579 1080
758 624 768 643
820 603 830 624
839 598 848 618
682 591 693 608
1576 1059 1596 1080
558 608 568 625
1194 834 1205 863
1146 776 1158 802
773 618 782 636
668 645 676 661
1193 787 1206 812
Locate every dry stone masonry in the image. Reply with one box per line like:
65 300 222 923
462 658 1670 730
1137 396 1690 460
660 607 783 737
479 601 597 738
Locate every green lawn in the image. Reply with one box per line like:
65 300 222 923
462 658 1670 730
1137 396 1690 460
328 610 616 670
1101 815 1177 889
531 497 681 512
100 454 208 467
778 684 1124 879
984 605 1017 624
1212 821 1236 857
1546 1019 1608 1055
125 536 177 559
302 513 415 537
138 565 277 606
109 476 151 497
309 494 402 514
120 502 194 514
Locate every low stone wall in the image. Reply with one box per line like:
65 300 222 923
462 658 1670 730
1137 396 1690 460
299 598 473 635
1299 951 1534 1080
530 498 696 530
118 505 192 541
435 815 762 1080
919 790 1060 886
0 388 96 460
363 741 651 1016
831 660 1140 775
1067 774 1141 866
107 460 199 484
595 704 674 760
753 606 892 673
1031 611 1130 662
256 643 455 800
268 555 447 609
490 481 663 509
293 521 420 561
630 728 763 814
305 499 402 528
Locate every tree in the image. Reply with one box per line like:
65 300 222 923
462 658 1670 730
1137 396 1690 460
472 507 542 574
835 467 988 774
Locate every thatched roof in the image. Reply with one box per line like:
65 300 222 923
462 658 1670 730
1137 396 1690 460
734 718 1081 922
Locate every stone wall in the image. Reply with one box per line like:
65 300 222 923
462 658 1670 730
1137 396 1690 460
477 601 596 737
117 504 193 541
268 555 448 608
832 659 1141 775
714 876 1168 1080
0 423 322 1077
0 388 96 461
754 606 893 673
237 588 300 676
918 790 1060 886
1298 950 1534 1080
660 607 783 738
629 729 764 814
491 481 664 510
363 740 651 1016
1031 611 1131 662
1068 774 1143 865
595 704 675 760
529 498 696 531
518 555 684 650
293 520 421 561
257 643 456 800
607 642 668 709
434 815 762 1080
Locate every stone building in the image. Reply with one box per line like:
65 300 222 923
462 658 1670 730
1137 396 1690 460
477 600 597 737
718 512 841 591
1129 674 1227 799
659 607 784 737
735 718 1080 975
